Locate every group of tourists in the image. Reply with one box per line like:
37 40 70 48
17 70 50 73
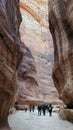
14 102 53 116
37 104 53 116
29 104 35 112
29 104 53 116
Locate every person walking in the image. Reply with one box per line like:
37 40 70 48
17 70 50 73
48 104 53 116
29 104 32 112
42 104 46 116
32 105 35 112
38 105 41 115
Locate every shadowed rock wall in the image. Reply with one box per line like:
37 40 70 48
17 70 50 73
49 0 73 107
0 0 23 129
17 42 39 104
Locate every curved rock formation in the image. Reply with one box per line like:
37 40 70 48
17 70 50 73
49 0 73 107
17 42 39 104
20 2 41 23
20 0 49 29
0 0 22 129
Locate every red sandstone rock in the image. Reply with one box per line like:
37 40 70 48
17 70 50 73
0 0 23 129
49 0 73 107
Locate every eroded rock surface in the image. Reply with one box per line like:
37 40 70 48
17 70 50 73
19 0 62 104
17 42 39 103
0 0 22 129
49 0 73 107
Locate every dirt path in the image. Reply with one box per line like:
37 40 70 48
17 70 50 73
8 110 73 130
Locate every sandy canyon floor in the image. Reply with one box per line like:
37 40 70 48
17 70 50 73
9 110 73 130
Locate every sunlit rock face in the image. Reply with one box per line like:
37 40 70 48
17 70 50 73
49 0 73 107
0 0 22 129
19 0 62 104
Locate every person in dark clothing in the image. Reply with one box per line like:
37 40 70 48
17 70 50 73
38 105 41 115
29 104 32 112
42 104 47 115
48 104 53 116
32 105 35 112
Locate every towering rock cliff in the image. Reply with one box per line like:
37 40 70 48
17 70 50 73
49 0 73 108
20 0 62 104
0 0 23 129
48 0 73 123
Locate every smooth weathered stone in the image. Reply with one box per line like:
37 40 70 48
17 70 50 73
17 42 39 103
49 0 73 108
59 108 73 123
0 0 23 129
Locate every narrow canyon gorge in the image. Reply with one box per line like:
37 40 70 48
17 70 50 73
0 0 73 129
19 0 61 104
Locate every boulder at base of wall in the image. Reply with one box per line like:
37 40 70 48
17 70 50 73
59 108 73 123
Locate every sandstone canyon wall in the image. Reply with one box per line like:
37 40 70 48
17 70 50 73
0 0 23 129
17 42 39 104
49 0 73 108
48 0 73 123
19 0 62 104
0 0 66 129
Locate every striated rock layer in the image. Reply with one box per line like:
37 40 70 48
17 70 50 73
0 0 23 129
49 0 73 107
